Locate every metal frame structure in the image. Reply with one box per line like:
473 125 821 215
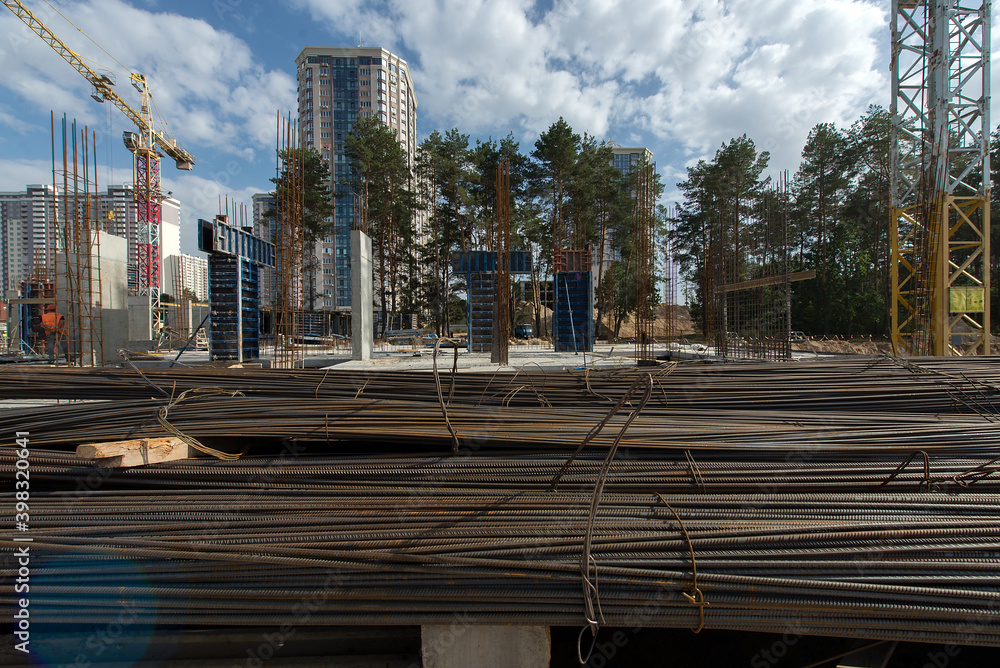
708 175 794 361
199 215 275 362
452 250 533 353
492 160 512 365
633 161 656 362
891 0 991 356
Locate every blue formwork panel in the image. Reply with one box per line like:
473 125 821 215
553 272 593 352
199 218 275 267
467 272 495 352
209 255 260 361
451 250 532 275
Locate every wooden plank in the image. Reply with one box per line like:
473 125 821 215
723 270 817 292
76 437 191 468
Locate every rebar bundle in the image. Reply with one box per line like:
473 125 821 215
3 356 1000 414
2 451 999 647
3 356 1000 649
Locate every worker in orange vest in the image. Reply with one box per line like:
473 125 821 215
41 311 66 363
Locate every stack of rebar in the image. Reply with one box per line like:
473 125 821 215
2 356 1000 413
3 451 999 646
2 357 1000 647
2 394 1000 455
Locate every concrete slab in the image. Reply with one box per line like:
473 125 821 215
330 343 665 373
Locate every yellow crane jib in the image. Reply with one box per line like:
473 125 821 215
3 0 195 171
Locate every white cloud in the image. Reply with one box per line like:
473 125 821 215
0 103 39 135
162 172 270 254
0 158 56 189
0 0 296 162
293 0 887 174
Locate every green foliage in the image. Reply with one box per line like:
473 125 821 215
673 135 770 334
269 147 334 242
414 129 472 334
670 108 896 339
345 117 417 333
269 147 335 310
790 107 891 337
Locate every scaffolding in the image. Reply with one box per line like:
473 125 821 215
890 0 991 356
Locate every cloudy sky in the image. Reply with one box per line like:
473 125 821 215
0 0 896 254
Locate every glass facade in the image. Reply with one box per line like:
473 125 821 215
296 47 417 310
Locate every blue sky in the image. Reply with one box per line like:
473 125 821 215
0 0 896 255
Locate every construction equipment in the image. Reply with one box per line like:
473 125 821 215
890 0 991 356
4 0 196 343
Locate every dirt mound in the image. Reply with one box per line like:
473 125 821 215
792 338 892 355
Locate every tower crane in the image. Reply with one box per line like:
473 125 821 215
890 0 990 356
4 0 195 343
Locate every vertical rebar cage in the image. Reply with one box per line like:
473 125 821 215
891 0 991 356
52 113 105 366
704 176 792 362
274 113 306 368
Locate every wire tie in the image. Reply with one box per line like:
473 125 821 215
657 493 707 634
314 368 330 399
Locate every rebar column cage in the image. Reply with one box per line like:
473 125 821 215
633 161 656 362
890 0 991 356
52 113 104 366
492 159 512 365
662 206 679 345
709 177 792 361
274 113 305 368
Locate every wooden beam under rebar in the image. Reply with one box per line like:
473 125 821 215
723 270 816 293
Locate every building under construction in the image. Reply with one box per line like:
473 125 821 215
2 0 999 666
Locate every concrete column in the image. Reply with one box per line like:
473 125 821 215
351 229 373 361
127 295 154 351
421 625 549 668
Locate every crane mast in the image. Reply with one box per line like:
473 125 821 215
890 0 991 355
4 0 195 343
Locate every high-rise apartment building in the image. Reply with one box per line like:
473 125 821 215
0 184 57 295
295 46 418 311
98 185 180 277
163 253 208 302
611 146 653 175
0 184 180 296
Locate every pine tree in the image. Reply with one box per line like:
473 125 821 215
269 147 334 311
345 117 416 335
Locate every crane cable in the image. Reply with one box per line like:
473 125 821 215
37 0 181 151
41 0 132 76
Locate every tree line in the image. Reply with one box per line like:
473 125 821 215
674 105 893 338
279 116 662 337
276 104 999 340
